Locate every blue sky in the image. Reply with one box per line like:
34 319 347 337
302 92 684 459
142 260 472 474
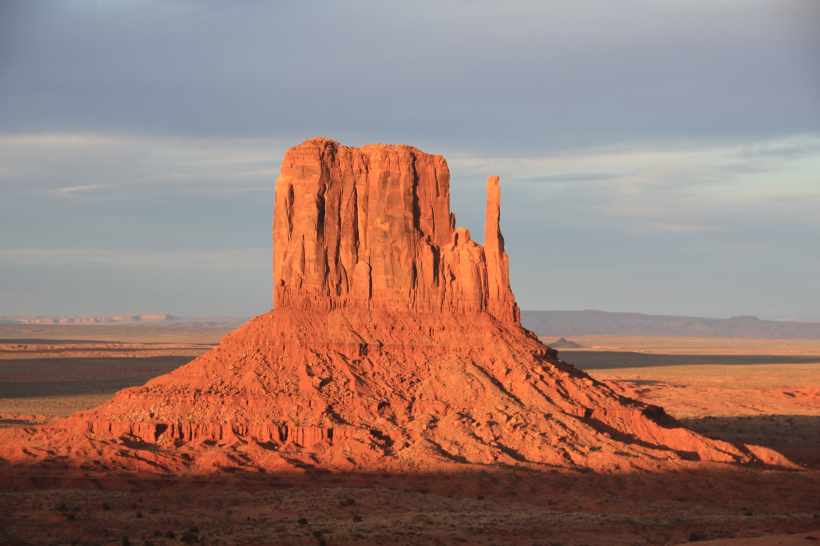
1 1 818 319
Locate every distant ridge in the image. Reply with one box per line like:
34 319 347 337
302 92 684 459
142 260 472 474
0 315 248 328
521 310 820 340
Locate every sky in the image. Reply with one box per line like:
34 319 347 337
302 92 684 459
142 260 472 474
1 0 819 320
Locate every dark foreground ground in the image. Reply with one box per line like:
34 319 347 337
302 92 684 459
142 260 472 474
1 468 819 546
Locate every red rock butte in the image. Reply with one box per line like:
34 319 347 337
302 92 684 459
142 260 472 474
273 138 517 323
0 138 795 475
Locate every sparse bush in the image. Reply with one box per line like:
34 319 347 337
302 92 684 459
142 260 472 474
188 527 199 534
129 503 138 510
143 542 155 546
297 517 308 525
55 503 68 512
136 512 143 518
64 513 77 521
165 531 176 539
150 507 160 514
352 515 362 522
70 540 79 546
122 537 131 546
689 532 704 542
102 503 111 511
312 530 322 538
346 498 355 505
180 532 198 543
153 531 162 538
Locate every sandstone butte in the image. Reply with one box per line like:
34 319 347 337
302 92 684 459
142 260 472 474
0 138 797 477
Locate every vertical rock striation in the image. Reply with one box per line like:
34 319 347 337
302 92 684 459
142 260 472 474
0 137 796 476
273 138 519 323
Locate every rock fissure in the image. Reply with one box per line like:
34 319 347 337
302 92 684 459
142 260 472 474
0 137 798 474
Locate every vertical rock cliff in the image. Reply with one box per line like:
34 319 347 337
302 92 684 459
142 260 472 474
273 138 519 323
0 138 795 475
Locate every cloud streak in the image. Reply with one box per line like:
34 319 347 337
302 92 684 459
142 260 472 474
0 1 817 319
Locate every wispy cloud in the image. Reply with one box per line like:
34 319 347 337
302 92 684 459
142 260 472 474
0 247 270 269
447 134 820 233
0 133 286 201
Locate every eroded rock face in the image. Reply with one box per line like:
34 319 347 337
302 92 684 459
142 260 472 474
0 138 797 476
273 138 519 323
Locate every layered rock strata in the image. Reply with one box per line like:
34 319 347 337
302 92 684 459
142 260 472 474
0 138 794 475
273 138 518 323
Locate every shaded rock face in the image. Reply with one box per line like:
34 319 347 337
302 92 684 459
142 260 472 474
0 138 796 475
273 138 518 323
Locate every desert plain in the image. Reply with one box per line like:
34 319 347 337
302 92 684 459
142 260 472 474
1 324 818 546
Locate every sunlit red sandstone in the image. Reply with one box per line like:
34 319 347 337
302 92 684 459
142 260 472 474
0 138 795 474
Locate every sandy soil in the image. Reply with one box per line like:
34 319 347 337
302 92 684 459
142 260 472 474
1 470 818 546
1 331 818 546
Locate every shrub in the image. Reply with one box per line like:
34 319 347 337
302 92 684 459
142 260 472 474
122 537 131 546
188 527 199 534
55 503 68 512
165 531 176 539
477 495 484 500
64 513 77 521
346 499 355 505
180 532 198 543
136 512 143 518
352 515 362 522
153 531 162 538
102 503 111 511
297 517 308 525
312 530 322 538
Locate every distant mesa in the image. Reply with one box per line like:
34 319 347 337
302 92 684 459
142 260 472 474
521 310 820 340
549 337 583 349
0 138 796 476
5 313 171 324
0 315 249 329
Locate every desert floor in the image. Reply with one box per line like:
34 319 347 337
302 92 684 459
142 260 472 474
0 326 818 546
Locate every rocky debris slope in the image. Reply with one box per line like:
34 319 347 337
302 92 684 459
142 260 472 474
0 138 795 475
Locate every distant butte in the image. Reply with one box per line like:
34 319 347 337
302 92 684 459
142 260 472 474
0 138 795 475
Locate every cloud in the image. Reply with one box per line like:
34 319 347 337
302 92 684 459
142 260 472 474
0 133 285 201
0 1 817 152
0 247 269 270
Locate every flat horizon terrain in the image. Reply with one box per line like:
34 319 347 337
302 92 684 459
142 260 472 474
1 326 818 545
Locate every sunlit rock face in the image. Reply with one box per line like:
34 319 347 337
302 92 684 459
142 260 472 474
0 138 795 475
273 138 518 324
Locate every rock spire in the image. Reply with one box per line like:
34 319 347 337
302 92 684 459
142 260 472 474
273 138 519 323
0 138 794 477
